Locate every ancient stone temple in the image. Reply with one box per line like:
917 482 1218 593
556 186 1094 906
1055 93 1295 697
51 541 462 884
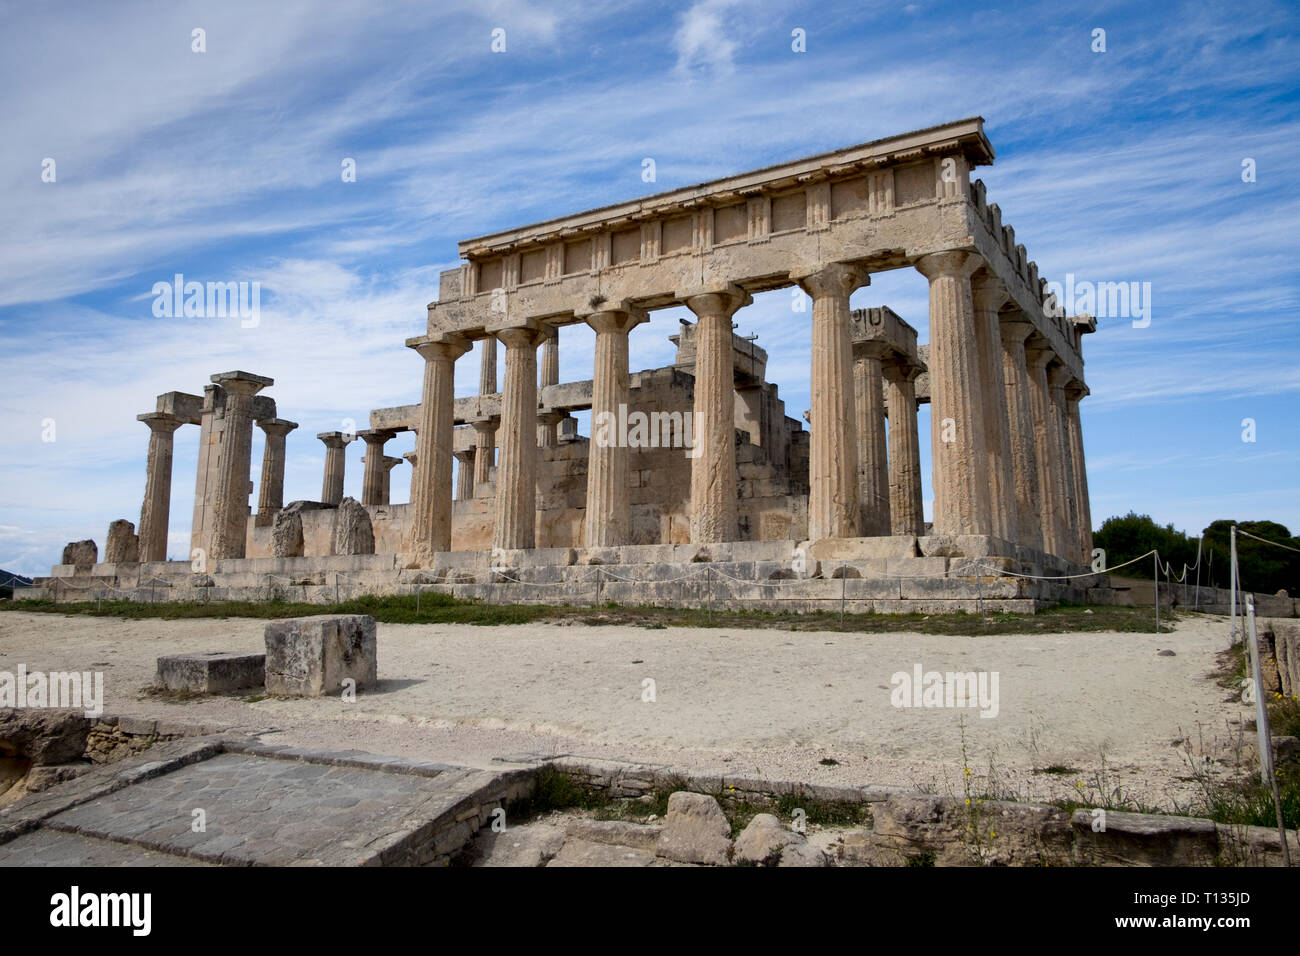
30 117 1107 613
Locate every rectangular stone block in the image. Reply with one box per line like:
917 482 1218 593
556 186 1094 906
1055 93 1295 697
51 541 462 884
155 652 266 694
264 614 378 697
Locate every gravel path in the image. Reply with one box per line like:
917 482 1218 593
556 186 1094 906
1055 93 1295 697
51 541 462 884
0 610 1250 809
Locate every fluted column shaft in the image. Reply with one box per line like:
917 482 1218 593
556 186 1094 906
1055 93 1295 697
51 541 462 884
916 252 990 537
882 364 925 536
318 433 351 506
999 321 1044 553
358 429 394 507
479 336 497 395
494 327 545 550
971 276 1016 543
137 413 182 562
799 264 868 541
1047 364 1078 562
685 290 748 544
472 421 497 487
1025 348 1065 557
584 310 645 547
409 335 469 558
854 345 890 535
380 456 402 506
255 418 296 525
537 327 560 446
1065 389 1093 563
455 451 475 501
209 377 267 559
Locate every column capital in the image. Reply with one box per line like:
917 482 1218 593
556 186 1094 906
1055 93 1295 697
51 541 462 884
680 285 752 317
210 370 273 395
854 340 893 361
356 427 396 446
585 307 649 335
257 417 298 438
880 358 922 384
794 262 870 299
137 411 182 434
317 431 355 449
497 325 547 350
915 250 981 281
1023 344 1057 371
970 272 1009 313
536 410 565 426
407 332 470 363
471 418 499 435
998 317 1036 346
402 451 417 466
1064 381 1090 402
1046 362 1075 389
453 448 476 463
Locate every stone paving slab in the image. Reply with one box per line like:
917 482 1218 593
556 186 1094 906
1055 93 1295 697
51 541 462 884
43 752 493 866
0 828 211 867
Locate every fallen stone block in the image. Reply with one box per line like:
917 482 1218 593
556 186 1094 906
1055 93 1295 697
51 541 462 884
154 652 266 694
654 791 732 866
733 813 825 866
1071 809 1219 866
263 614 378 697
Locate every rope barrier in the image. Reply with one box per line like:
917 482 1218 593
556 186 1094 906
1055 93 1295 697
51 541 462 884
1236 528 1300 555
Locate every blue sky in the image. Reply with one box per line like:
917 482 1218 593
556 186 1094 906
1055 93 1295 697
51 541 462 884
2 0 1298 576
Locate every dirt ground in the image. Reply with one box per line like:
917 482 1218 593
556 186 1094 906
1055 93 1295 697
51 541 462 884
0 610 1253 809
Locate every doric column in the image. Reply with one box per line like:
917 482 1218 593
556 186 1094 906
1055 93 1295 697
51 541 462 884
584 309 648 547
999 319 1044 553
254 418 297 526
1024 345 1065 557
536 327 560 445
536 410 563 449
1047 363 1078 563
408 334 470 558
881 362 925 537
915 251 990 537
380 455 403 506
317 432 352 506
471 420 497 488
798 263 869 541
358 429 395 507
493 327 546 550
454 450 476 501
970 274 1017 544
1065 383 1093 564
853 342 891 536
136 412 182 562
402 450 417 502
479 336 497 395
683 288 750 544
208 371 271 560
